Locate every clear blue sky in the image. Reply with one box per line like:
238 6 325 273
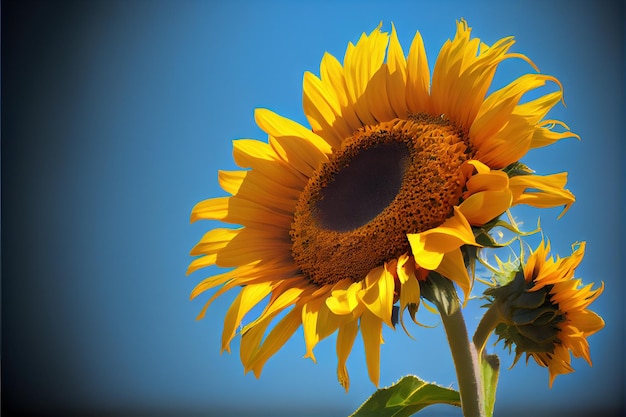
3 0 623 416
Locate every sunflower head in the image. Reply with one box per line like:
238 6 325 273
189 19 580 390
486 240 605 386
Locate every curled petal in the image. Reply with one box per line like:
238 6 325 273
408 207 479 270
509 173 575 218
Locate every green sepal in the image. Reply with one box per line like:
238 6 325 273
419 273 460 317
473 217 539 249
503 161 534 177
349 375 461 417
480 353 500 417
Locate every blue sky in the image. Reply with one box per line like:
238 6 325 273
3 0 623 416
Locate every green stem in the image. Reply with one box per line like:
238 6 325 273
472 302 504 356
439 303 485 417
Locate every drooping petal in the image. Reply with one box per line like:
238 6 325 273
302 297 326 362
222 282 274 353
408 207 478 270
240 284 309 366
248 306 303 377
358 264 395 327
530 120 580 149
434 249 472 302
360 310 383 386
509 173 575 218
397 254 421 323
336 318 359 391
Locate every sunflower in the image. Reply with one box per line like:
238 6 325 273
488 240 604 386
188 20 577 390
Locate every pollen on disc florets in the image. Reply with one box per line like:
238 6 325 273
290 113 472 286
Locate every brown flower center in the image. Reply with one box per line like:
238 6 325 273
290 114 471 286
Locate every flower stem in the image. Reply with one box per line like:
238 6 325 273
472 302 503 356
420 274 485 416
439 303 485 417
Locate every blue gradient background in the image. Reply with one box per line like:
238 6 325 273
2 0 624 416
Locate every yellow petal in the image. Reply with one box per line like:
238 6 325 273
248 306 303 377
189 267 241 298
209 228 293 268
319 52 362 133
254 108 333 176
463 159 491 174
239 284 308 367
315 296 346 341
405 29 430 114
359 264 395 327
194 279 241 320
232 139 306 188
473 115 534 169
336 318 359 391
186 253 218 275
190 196 293 228
463 165 510 195
568 309 605 335
435 249 472 302
459 189 513 225
366 65 397 123
218 169 299 214
397 254 421 320
509 173 575 218
222 282 274 353
471 74 560 150
514 91 562 124
248 284 307 330
408 207 478 270
302 297 326 362
360 310 383 386
240 315 274 371
386 23 408 118
255 108 333 155
530 120 579 149
431 20 517 130
343 25 389 126
326 279 362 315
302 71 350 148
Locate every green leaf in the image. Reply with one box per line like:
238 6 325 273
349 375 461 417
480 353 500 417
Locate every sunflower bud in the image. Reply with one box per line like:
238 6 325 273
487 269 565 355
484 240 604 386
